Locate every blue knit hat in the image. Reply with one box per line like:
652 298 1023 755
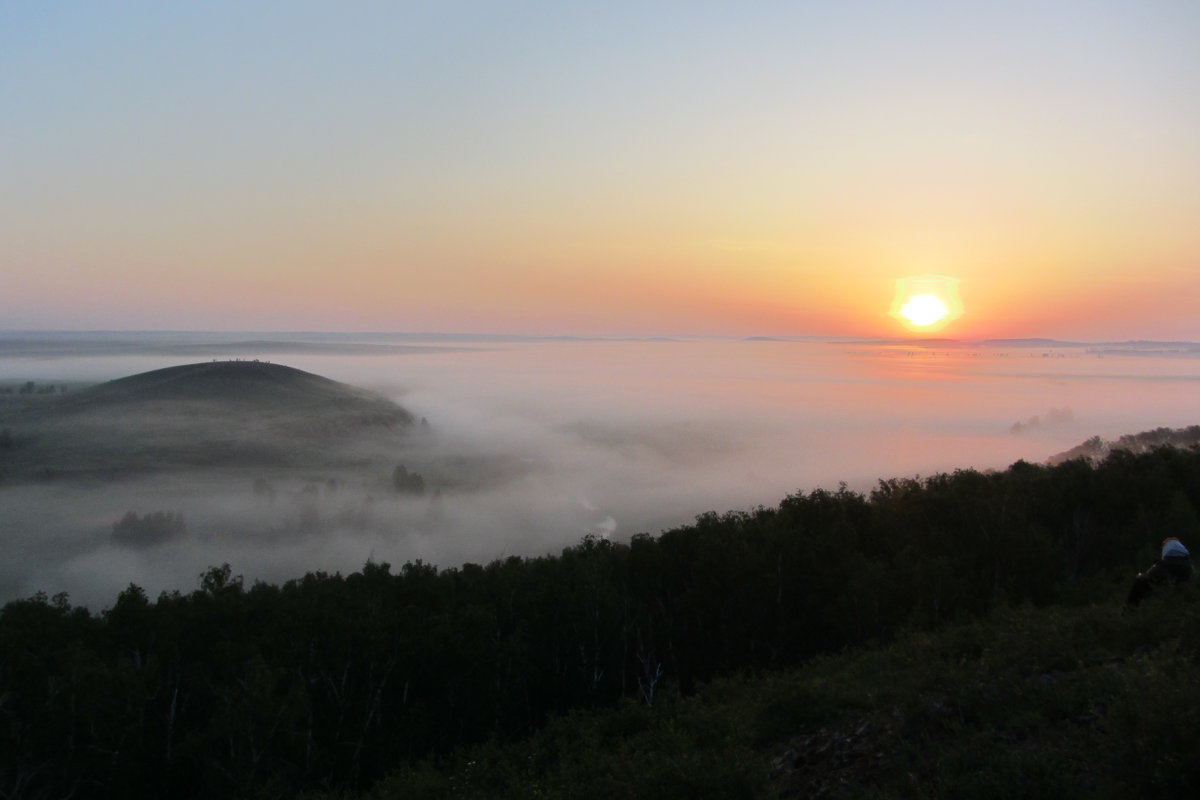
1162 538 1191 558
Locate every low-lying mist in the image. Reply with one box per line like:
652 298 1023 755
3 335 1199 609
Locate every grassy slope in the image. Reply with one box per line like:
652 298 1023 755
339 581 1200 800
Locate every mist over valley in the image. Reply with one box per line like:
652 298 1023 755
3 332 1199 609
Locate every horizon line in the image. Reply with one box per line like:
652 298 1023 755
2 329 1200 348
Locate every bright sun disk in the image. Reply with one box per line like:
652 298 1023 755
899 294 948 327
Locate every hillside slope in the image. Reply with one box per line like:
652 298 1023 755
2 443 1199 798
0 361 416 479
354 588 1200 799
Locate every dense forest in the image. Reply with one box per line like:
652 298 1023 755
3 445 1200 798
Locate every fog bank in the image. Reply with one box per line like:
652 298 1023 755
3 336 1199 608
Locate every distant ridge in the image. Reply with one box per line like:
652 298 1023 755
827 337 1200 351
975 337 1088 348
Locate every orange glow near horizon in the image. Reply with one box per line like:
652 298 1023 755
890 275 964 334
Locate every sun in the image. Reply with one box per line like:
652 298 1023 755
890 274 963 333
899 294 948 327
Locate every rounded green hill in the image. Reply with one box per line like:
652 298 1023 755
0 361 416 480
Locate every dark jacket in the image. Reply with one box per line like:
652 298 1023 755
1128 547 1194 606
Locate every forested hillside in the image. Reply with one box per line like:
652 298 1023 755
1049 424 1200 466
347 586 1200 799
3 445 1199 798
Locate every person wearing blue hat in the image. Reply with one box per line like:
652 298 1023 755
1128 537 1194 605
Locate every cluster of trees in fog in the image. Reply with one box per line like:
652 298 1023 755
3 445 1200 798
1049 424 1200 465
391 464 426 494
111 511 187 546
2 381 67 395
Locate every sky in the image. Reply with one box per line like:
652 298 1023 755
3 1 1199 339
